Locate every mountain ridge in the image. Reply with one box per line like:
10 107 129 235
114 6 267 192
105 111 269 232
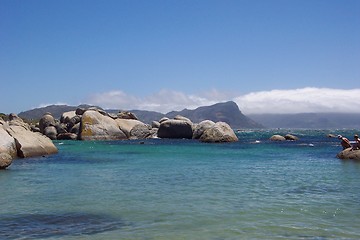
17 101 263 129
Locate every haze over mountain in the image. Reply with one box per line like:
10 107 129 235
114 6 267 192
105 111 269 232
249 113 360 129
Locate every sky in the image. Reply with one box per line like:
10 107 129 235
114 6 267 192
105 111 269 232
1 0 359 114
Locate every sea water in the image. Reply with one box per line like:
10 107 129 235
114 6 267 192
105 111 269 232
1 129 360 239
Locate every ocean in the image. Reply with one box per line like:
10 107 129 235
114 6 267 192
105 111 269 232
1 129 360 240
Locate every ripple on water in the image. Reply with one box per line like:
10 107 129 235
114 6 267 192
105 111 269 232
0 212 128 239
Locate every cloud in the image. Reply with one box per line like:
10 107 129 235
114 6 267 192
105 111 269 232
37 102 69 108
85 87 360 114
234 87 360 114
86 89 223 113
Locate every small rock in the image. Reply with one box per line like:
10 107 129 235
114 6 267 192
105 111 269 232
0 153 12 169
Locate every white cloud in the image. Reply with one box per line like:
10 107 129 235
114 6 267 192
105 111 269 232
86 89 221 113
234 87 360 114
37 102 69 108
85 87 360 114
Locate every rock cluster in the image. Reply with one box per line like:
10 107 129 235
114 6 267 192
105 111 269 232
269 134 299 141
34 108 238 143
0 115 58 169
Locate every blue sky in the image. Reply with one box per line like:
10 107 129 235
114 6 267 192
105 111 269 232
1 0 359 114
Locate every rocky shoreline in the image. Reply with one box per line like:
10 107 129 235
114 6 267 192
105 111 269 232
1 107 238 169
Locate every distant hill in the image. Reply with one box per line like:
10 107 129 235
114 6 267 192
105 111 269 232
18 104 99 120
17 101 263 129
166 101 263 129
248 113 360 129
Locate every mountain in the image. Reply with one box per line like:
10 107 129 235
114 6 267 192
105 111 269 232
248 113 360 129
17 101 263 129
166 101 263 129
18 104 99 120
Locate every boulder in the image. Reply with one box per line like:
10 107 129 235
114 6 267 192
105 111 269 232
70 123 80 134
5 125 58 158
0 126 17 158
130 124 151 139
75 108 86 115
39 113 56 133
79 110 127 140
57 133 78 140
284 134 299 141
174 115 192 124
116 119 145 138
0 153 12 169
159 117 169 123
157 119 193 139
270 135 286 141
67 115 81 131
8 114 30 130
193 120 215 139
199 122 238 143
151 121 160 129
60 111 76 124
337 148 360 160
44 126 57 140
117 111 138 120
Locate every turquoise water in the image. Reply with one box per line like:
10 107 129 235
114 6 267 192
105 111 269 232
1 129 360 239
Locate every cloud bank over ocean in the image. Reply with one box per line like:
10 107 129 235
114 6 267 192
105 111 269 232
81 88 360 114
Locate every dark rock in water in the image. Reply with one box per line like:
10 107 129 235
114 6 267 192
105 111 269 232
157 119 193 139
0 212 128 239
284 134 299 141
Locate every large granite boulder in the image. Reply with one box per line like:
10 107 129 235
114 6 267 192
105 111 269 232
337 148 360 160
130 124 152 139
39 113 56 133
157 119 193 139
193 120 215 139
8 114 30 130
60 111 76 124
5 125 58 158
80 110 127 140
116 119 145 138
0 153 12 169
199 122 238 143
0 125 17 158
44 126 58 140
